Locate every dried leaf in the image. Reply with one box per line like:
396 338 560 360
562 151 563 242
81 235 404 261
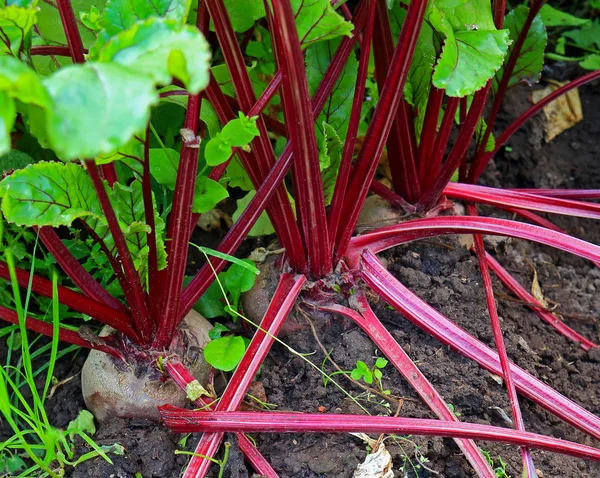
531 80 583 142
530 266 549 309
353 434 394 478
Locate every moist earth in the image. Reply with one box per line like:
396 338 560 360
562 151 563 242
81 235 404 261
2 81 599 477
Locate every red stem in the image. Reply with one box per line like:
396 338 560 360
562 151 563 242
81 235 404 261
180 12 367 318
0 261 138 340
183 274 306 478
269 0 331 278
321 297 496 477
86 161 153 344
204 0 306 273
328 0 376 248
469 2 543 183
424 97 459 187
416 86 491 212
508 189 600 199
416 87 445 181
443 183 600 219
359 250 600 439
335 0 429 260
0 305 124 360
142 128 159 323
179 138 296 319
160 408 600 462
492 0 507 28
38 227 125 312
347 216 600 266
492 205 564 232
30 46 86 57
223 93 287 137
371 1 420 202
486 252 596 350
163 360 280 478
204 76 306 273
153 96 201 348
55 0 85 63
468 205 535 477
77 219 128 290
471 69 600 183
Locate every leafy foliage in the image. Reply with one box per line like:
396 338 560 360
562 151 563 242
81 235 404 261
495 6 546 90
429 0 510 97
204 113 260 166
196 260 257 319
0 1 38 56
306 39 357 143
89 0 192 55
543 5 600 72
0 163 167 273
41 63 157 160
292 0 353 48
203 334 246 372
95 18 211 94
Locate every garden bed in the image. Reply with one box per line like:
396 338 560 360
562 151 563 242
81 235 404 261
3 83 599 478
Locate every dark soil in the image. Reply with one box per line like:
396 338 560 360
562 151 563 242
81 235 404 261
2 81 599 477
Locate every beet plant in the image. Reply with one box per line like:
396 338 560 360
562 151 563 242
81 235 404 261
1 0 600 477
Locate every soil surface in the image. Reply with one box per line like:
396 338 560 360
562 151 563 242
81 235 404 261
2 81 599 477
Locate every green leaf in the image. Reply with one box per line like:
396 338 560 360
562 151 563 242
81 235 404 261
292 0 353 48
319 122 342 206
495 7 546 91
373 368 382 380
226 157 253 191
196 246 259 274
0 454 26 474
96 18 211 94
389 4 438 136
203 335 246 371
1 163 165 274
580 54 600 71
149 147 179 188
0 162 102 227
0 150 35 174
222 260 257 315
205 114 260 166
80 5 102 32
90 0 192 55
213 0 265 33
157 89 219 139
475 118 494 153
41 62 157 161
0 3 38 55
221 114 260 147
563 21 600 50
149 147 229 213
208 322 230 340
66 409 96 440
407 26 438 137
193 176 228 214
95 136 145 168
375 357 388 369
306 39 357 143
350 368 362 381
196 281 226 319
429 0 510 97
0 92 15 156
107 180 167 273
0 54 50 108
539 5 590 28
231 190 274 237
35 0 103 53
